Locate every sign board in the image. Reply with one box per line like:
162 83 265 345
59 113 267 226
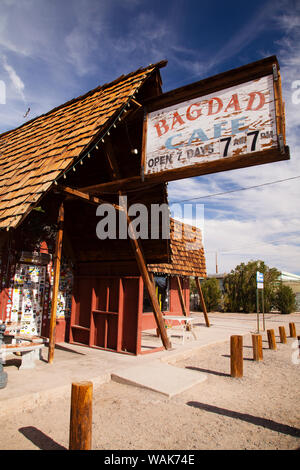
256 271 264 289
141 56 289 182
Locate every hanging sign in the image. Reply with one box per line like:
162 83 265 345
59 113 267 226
142 56 289 181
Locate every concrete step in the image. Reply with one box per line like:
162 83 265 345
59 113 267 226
111 360 207 397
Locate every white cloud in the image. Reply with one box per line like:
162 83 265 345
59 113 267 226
1 55 25 101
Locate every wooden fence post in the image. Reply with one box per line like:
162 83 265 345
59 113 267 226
69 381 93 450
279 326 287 344
252 334 263 361
48 202 64 364
267 329 277 350
230 335 243 378
289 322 297 338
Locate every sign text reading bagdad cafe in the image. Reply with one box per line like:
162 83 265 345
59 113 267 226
143 57 289 178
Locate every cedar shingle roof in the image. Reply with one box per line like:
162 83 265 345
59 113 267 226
148 218 206 277
0 62 165 230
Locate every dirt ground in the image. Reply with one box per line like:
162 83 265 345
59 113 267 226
1 331 299 451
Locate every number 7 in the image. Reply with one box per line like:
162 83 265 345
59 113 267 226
247 131 259 152
220 137 231 157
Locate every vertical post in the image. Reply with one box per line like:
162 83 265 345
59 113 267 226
0 324 8 389
176 276 187 316
289 322 297 338
48 202 64 364
267 329 277 350
230 335 243 378
130 234 171 350
262 290 265 331
103 143 171 351
256 288 260 333
176 276 191 331
149 273 160 338
69 381 93 450
195 277 210 327
123 197 171 350
252 334 263 361
279 326 287 344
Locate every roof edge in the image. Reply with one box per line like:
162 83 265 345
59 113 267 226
0 60 168 141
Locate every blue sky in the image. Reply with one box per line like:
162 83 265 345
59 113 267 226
0 0 300 274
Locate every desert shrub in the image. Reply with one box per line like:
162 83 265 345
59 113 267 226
274 283 297 314
223 260 280 313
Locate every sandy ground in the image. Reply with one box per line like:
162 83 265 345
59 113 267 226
1 330 299 450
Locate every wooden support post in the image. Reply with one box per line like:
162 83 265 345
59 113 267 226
230 335 243 378
176 276 187 317
103 140 171 350
252 334 263 361
58 184 123 212
125 206 171 350
298 336 300 354
279 326 287 344
289 322 297 338
69 381 93 450
176 276 191 330
267 329 277 350
149 272 160 338
195 277 210 327
48 202 64 364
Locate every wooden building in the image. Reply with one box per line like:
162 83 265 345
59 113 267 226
0 61 208 358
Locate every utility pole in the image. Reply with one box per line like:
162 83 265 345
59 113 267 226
216 252 218 274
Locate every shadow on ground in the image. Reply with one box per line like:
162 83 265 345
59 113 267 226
187 402 300 437
185 366 230 377
19 426 67 450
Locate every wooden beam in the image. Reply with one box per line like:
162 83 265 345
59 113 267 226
195 277 210 327
103 139 171 350
149 272 161 338
57 184 124 212
78 146 290 195
176 276 187 317
119 195 171 350
273 69 285 145
48 202 64 364
132 238 171 349
144 56 280 113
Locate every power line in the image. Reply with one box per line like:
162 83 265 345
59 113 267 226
170 175 300 203
205 233 300 256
